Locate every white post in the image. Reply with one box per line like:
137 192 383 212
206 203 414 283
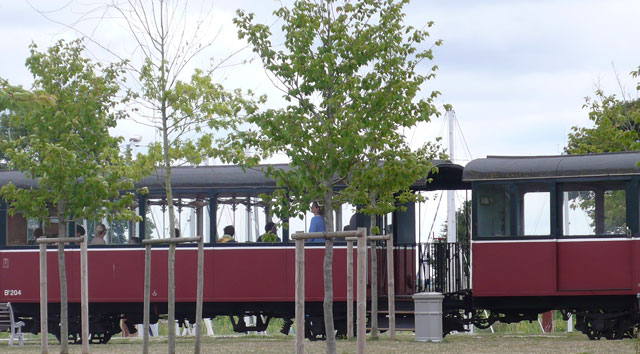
447 109 457 243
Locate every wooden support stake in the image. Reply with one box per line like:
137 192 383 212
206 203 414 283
357 227 366 354
39 242 48 354
346 240 354 339
386 237 396 340
80 237 89 354
143 244 151 354
370 237 378 339
58 243 68 354
194 236 204 354
168 242 176 354
295 237 305 354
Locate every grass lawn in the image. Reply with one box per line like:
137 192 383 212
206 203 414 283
2 332 637 353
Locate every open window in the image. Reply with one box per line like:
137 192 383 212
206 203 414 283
562 181 627 236
145 195 211 241
215 195 285 244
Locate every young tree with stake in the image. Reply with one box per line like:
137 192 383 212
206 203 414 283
235 0 443 350
0 39 145 352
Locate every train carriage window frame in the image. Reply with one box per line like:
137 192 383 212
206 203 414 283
474 181 554 239
560 180 628 238
474 183 512 238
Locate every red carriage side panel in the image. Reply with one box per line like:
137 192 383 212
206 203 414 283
557 239 632 291
472 241 556 296
0 245 366 305
209 247 288 302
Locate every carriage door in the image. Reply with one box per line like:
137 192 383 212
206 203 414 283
557 181 632 291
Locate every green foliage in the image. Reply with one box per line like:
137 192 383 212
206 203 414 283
566 92 640 154
0 78 56 111
0 78 56 169
565 69 640 233
0 39 147 225
234 0 444 224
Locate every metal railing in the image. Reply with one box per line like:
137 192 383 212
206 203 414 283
417 242 470 294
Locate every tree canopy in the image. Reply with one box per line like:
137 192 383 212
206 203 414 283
0 38 147 351
0 39 144 227
564 67 640 234
235 0 443 349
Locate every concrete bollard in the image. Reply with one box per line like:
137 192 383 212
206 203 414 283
413 292 444 342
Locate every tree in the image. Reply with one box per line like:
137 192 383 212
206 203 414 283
565 69 640 233
566 93 640 154
0 39 144 351
64 1 260 351
235 0 442 350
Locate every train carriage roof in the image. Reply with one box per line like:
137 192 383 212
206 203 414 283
0 160 468 192
463 151 640 181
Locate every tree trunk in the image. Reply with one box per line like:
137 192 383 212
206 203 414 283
369 212 378 339
323 190 336 353
161 99 178 354
57 202 68 353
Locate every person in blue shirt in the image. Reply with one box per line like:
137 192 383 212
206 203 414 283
308 201 325 242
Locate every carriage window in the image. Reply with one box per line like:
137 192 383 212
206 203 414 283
522 192 550 236
6 208 60 246
146 197 211 241
215 196 283 243
82 214 137 245
476 184 511 237
563 185 626 236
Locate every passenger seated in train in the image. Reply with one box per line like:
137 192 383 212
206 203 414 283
90 224 107 245
76 225 86 238
29 227 44 245
218 225 236 243
257 222 281 243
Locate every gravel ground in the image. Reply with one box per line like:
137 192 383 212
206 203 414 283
3 332 638 353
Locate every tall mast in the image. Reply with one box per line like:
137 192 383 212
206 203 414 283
447 109 457 243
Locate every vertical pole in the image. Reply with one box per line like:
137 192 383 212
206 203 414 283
295 237 305 354
143 244 151 354
39 242 48 354
80 237 89 354
447 109 457 243
346 240 354 339
194 237 204 354
370 237 378 338
356 228 367 354
58 243 68 354
386 237 396 340
168 242 176 354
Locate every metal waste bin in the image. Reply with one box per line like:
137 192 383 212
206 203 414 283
412 292 444 342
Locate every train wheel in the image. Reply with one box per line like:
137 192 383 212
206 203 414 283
90 332 113 344
304 316 325 341
575 310 636 340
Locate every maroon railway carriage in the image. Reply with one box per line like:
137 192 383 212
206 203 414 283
463 152 640 339
0 161 464 343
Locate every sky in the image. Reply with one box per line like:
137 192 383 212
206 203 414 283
2 0 640 164
2 0 639 239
